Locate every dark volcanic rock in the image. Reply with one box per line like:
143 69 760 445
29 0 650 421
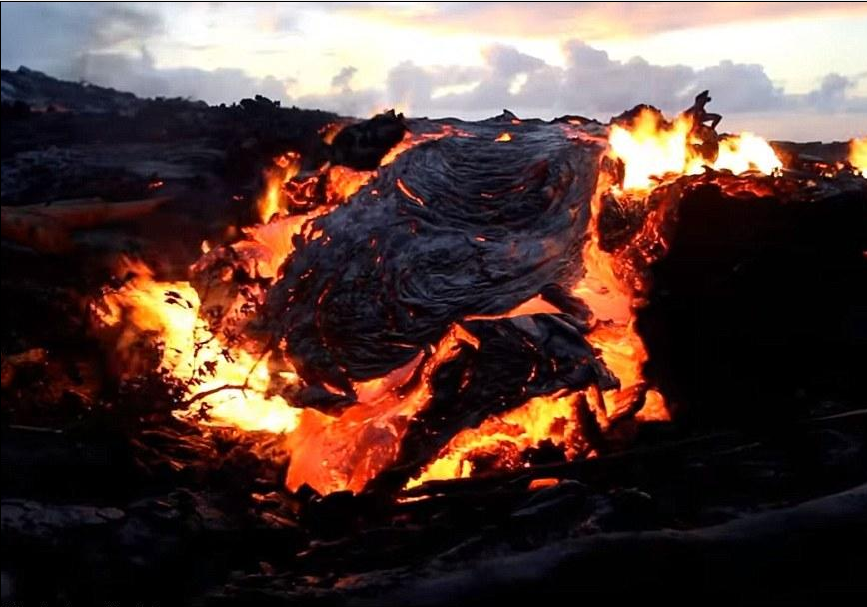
265 121 605 397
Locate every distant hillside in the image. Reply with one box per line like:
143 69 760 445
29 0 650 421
1 67 343 206
0 66 159 114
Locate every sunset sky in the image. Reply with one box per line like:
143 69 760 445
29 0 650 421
2 2 866 140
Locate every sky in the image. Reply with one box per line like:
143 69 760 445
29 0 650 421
2 1 867 140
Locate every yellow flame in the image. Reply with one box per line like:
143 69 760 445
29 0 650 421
408 392 582 487
92 258 301 434
609 109 781 192
851 136 867 173
258 152 301 222
95 112 713 496
609 112 695 190
713 132 782 175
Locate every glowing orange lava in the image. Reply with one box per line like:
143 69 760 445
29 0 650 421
94 108 766 496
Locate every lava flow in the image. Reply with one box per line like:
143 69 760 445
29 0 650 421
92 101 785 496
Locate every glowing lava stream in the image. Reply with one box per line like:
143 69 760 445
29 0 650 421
92 113 783 496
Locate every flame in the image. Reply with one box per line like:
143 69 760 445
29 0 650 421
319 121 346 145
258 152 301 222
495 132 512 142
609 109 781 192
528 477 559 490
608 111 695 190
92 111 712 497
408 392 583 487
413 161 671 485
91 257 302 433
396 177 426 206
851 136 867 173
326 165 375 202
714 133 782 175
257 152 373 226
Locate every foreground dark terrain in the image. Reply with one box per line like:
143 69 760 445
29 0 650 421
2 68 866 604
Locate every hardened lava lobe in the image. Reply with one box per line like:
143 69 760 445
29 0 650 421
265 121 607 400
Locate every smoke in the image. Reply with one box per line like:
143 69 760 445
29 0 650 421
331 66 357 90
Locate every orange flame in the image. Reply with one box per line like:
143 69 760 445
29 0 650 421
851 136 867 173
93 112 715 496
408 392 584 487
258 152 301 222
91 257 302 434
609 109 781 192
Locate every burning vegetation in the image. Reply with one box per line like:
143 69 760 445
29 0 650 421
88 92 834 498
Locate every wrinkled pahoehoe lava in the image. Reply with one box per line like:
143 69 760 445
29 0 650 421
265 121 606 404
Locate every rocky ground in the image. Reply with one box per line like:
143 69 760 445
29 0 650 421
2 68 865 605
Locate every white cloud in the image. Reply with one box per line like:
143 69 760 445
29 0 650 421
295 40 866 131
2 3 865 139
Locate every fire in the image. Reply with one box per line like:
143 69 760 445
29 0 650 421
571 174 662 420
414 162 671 484
258 152 301 222
851 136 867 173
408 392 584 487
609 108 781 192
319 121 347 145
95 104 768 497
256 153 374 229
714 133 781 175
91 257 302 433
609 111 694 190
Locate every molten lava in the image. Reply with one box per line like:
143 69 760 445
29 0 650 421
93 103 785 497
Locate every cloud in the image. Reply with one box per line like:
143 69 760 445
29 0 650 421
337 2 867 40
331 66 358 90
278 39 865 140
1 0 863 139
301 39 864 124
62 38 864 138
1 2 163 77
70 48 290 104
805 73 867 112
90 4 165 48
